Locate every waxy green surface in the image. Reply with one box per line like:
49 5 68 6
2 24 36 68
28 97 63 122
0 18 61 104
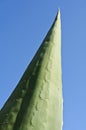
0 10 63 130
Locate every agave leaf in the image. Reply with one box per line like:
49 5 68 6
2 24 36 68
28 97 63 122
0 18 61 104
0 10 63 130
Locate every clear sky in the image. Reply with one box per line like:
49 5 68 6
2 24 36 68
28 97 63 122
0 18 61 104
0 0 86 130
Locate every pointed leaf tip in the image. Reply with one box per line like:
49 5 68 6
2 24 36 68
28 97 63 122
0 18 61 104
54 9 61 22
56 9 60 20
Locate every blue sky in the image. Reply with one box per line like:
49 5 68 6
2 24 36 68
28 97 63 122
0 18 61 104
0 0 86 130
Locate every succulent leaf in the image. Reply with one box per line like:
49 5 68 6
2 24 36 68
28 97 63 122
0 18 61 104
0 10 63 130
